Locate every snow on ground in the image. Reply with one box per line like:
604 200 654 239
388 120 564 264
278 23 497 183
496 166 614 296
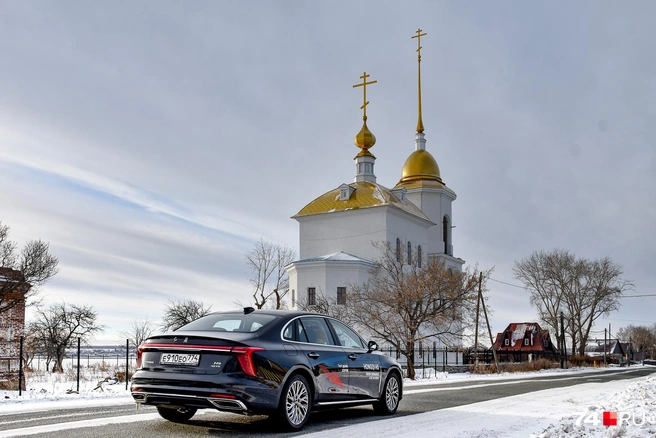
1 366 655 437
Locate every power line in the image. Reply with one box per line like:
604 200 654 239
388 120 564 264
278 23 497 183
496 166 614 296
622 294 656 298
488 278 525 289
489 278 654 298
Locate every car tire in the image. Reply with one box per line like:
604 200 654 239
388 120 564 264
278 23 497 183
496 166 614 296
156 406 197 423
373 372 400 415
274 373 311 431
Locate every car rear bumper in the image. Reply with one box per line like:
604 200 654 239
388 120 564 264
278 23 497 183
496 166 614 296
130 370 280 414
132 391 249 412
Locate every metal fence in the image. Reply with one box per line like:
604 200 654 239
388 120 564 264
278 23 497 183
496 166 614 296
379 346 466 372
462 349 562 365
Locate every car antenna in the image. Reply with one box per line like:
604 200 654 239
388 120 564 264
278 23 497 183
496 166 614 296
244 306 255 314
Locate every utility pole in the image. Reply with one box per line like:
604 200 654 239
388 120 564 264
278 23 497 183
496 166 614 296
480 280 500 374
473 272 482 369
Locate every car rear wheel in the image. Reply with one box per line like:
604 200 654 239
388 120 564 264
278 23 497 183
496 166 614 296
156 406 197 423
275 373 311 430
373 372 400 415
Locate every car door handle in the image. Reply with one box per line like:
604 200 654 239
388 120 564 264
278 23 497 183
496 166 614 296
348 354 357 360
307 352 320 359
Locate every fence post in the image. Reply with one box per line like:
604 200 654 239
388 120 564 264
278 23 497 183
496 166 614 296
76 338 81 393
19 336 24 396
125 339 129 390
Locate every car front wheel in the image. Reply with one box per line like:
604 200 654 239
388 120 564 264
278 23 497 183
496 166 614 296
275 373 311 430
373 372 400 415
156 406 197 423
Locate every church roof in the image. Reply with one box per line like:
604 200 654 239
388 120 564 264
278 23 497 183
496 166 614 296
294 252 373 264
293 181 431 221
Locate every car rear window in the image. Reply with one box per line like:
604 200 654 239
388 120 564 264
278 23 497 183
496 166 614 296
177 313 277 333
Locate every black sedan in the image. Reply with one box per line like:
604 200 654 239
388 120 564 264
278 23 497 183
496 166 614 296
131 308 403 430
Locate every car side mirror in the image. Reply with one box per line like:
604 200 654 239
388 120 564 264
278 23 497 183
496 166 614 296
367 340 378 352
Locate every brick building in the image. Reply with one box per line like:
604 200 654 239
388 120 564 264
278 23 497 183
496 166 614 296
0 267 30 384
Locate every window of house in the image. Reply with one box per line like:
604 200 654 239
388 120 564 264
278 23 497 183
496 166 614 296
308 287 316 306
291 289 295 307
337 287 346 305
524 338 529 346
504 339 509 346
395 238 401 262
417 245 422 268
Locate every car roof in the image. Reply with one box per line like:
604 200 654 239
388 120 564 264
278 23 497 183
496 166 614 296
207 309 327 318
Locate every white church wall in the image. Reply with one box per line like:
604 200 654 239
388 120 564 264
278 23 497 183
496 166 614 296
384 209 430 261
298 209 388 261
406 189 456 256
287 261 371 309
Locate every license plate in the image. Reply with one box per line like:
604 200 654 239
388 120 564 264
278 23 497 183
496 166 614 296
160 353 200 366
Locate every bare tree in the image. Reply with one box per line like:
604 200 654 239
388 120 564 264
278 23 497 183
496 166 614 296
617 324 656 360
121 319 156 348
27 302 103 372
0 222 59 313
343 242 481 380
513 249 575 351
161 299 212 331
514 250 632 356
245 239 295 309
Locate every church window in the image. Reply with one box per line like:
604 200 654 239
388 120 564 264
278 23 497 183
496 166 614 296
443 216 449 255
340 188 348 200
308 287 316 306
504 339 509 346
524 338 529 346
337 287 346 304
395 238 401 262
291 289 296 307
407 242 412 265
417 245 422 268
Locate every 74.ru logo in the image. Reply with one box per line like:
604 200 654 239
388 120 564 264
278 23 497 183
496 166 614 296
574 411 656 427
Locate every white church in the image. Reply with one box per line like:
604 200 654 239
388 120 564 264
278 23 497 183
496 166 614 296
286 31 464 309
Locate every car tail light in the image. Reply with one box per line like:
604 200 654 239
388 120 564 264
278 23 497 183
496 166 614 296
136 345 144 368
232 347 264 377
210 393 236 399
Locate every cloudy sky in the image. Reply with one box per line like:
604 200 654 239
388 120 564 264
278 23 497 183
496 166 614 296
1 1 654 343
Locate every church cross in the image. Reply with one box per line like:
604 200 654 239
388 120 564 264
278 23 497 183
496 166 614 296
352 72 377 118
412 28 427 61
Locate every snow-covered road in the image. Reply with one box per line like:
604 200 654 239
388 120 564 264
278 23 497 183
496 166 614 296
1 366 655 437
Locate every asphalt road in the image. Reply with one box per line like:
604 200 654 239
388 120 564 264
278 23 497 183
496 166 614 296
1 367 654 438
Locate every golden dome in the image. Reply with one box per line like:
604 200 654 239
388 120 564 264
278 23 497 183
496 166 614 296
398 149 442 183
354 117 376 157
294 181 430 221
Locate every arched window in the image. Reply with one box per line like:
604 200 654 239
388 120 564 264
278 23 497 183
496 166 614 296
407 242 412 265
417 245 422 268
443 215 449 255
395 238 401 262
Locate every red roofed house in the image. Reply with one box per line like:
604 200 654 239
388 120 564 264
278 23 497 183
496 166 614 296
493 322 557 363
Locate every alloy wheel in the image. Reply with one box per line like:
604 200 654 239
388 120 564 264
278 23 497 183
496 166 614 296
385 375 399 411
285 379 309 426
